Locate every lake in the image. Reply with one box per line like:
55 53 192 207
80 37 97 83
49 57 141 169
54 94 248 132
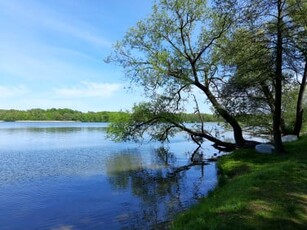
0 122 228 229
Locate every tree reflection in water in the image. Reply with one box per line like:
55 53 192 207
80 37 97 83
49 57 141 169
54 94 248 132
105 146 214 228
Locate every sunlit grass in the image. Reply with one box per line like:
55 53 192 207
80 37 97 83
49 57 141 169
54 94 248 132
171 135 307 230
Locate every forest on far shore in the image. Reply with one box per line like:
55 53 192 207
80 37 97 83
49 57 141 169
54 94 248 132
0 108 219 123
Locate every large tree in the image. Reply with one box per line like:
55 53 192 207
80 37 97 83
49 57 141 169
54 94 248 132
106 0 258 152
219 0 287 153
106 0 306 154
216 0 307 152
286 0 307 136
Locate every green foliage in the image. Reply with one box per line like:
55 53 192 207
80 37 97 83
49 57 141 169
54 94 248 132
0 109 125 122
0 108 217 125
171 135 307 229
216 0 307 140
106 102 219 143
106 111 133 141
105 0 244 147
179 113 220 123
107 0 306 147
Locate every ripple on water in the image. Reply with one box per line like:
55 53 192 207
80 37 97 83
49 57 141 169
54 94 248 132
0 148 109 185
0 122 220 229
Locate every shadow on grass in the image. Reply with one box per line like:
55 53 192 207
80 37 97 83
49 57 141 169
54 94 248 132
171 135 307 230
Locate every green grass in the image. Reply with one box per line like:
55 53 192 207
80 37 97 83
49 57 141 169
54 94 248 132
171 135 307 230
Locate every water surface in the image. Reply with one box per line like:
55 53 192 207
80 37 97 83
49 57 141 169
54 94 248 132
0 122 222 229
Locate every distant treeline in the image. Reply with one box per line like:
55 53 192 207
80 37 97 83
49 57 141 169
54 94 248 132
0 109 219 123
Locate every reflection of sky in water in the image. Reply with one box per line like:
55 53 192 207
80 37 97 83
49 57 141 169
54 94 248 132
0 122 265 229
0 122 109 150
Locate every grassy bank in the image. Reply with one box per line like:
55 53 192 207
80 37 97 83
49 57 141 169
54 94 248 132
171 135 307 230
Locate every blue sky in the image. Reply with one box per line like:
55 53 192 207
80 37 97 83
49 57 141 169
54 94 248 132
0 0 211 113
0 0 154 112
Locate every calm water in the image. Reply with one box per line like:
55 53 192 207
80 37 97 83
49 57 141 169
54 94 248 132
0 122 224 229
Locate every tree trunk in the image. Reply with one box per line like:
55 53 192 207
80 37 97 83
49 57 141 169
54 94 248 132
273 0 285 154
293 60 307 136
170 120 237 150
261 83 289 134
195 82 246 147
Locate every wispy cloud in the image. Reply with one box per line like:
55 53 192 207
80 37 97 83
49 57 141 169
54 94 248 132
0 85 29 98
54 82 122 98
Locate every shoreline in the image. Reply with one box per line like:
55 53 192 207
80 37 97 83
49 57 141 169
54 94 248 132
171 135 307 229
0 120 79 123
